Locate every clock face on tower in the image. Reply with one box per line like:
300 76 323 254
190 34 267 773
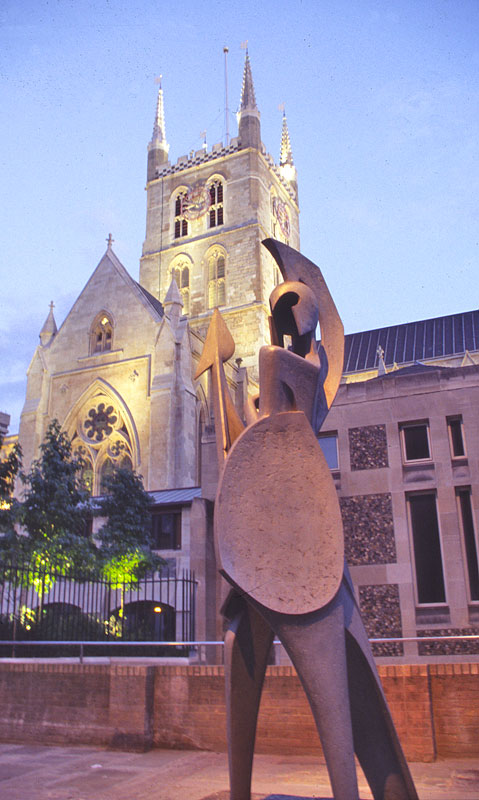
182 182 212 220
272 196 291 238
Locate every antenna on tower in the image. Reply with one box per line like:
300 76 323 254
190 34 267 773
223 46 230 147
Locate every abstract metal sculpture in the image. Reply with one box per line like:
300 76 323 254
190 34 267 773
195 239 418 800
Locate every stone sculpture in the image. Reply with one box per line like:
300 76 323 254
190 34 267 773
195 239 418 800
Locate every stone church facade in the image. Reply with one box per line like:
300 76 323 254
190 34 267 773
4 52 479 661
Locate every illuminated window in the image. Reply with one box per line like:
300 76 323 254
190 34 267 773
207 248 226 308
317 433 339 470
208 180 224 228
151 510 181 550
407 492 446 604
171 260 190 314
448 416 466 459
90 313 113 354
456 487 479 601
174 192 188 238
400 423 431 462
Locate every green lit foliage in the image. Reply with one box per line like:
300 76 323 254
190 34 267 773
96 467 164 586
18 420 98 575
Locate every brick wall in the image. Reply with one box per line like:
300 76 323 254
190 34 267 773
0 662 477 760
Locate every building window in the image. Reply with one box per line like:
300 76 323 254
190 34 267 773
400 423 431 462
448 416 466 459
407 492 446 604
90 313 113 354
171 261 190 314
151 510 181 550
456 488 479 601
317 433 339 470
208 248 226 308
174 192 188 238
208 180 224 228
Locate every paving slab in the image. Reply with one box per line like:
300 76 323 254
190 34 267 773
0 743 477 800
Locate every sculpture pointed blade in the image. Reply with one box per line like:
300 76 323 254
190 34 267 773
195 308 235 379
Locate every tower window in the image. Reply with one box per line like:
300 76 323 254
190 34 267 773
208 249 226 308
90 313 113 354
208 180 224 228
174 192 188 238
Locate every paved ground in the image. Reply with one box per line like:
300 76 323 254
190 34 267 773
0 743 478 800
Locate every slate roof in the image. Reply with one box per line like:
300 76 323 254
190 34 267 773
136 282 164 318
149 487 202 505
343 310 479 374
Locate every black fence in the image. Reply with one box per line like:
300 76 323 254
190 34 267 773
0 560 196 657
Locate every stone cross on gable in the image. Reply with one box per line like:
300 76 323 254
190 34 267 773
106 233 114 248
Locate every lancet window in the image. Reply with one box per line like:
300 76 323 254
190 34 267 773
174 191 188 238
208 180 224 228
207 247 226 309
90 312 113 354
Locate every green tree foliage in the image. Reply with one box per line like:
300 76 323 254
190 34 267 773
0 434 23 553
96 467 163 586
18 420 98 573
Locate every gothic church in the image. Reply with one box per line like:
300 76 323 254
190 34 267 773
18 51 297 499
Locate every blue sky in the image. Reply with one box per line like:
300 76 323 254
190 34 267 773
1 0 478 434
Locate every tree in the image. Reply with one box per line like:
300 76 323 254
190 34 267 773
0 435 23 556
95 466 163 583
18 420 97 574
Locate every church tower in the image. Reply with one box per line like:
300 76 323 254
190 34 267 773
139 50 300 373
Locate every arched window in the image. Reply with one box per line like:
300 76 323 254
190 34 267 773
68 387 137 497
171 259 191 315
208 180 224 228
207 248 226 309
174 191 188 238
90 313 113 354
99 458 115 494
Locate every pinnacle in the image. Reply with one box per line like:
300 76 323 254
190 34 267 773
150 83 169 152
239 49 258 113
280 111 294 167
163 277 182 306
39 301 58 345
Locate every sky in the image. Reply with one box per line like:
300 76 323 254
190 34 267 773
1 0 478 434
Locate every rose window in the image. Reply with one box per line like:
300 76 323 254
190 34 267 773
84 403 117 442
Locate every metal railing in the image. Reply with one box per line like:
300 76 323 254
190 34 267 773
0 560 197 655
0 634 477 664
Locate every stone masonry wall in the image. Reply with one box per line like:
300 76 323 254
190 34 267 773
0 662 478 761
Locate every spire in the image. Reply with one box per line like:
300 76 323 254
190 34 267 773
39 301 58 347
147 79 170 181
280 110 294 167
278 107 297 197
239 49 258 113
237 47 261 149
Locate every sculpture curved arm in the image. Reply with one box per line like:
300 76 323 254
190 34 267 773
262 238 344 410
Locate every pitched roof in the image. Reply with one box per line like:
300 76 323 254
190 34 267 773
149 487 202 505
136 282 164 317
343 309 479 373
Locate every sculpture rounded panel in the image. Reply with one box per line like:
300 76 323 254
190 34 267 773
215 411 344 615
